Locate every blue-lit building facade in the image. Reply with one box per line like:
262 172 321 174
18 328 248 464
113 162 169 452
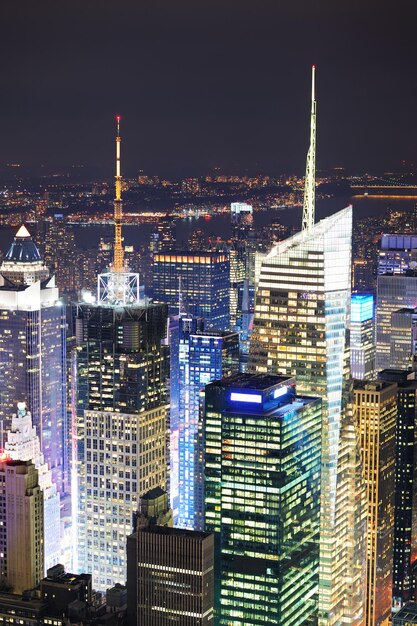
0 226 66 493
168 313 204 521
153 251 230 330
178 330 239 530
350 293 375 380
204 373 322 625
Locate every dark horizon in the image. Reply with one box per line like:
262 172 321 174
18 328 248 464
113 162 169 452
1 0 416 178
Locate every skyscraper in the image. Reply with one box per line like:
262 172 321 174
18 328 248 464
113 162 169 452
350 293 375 380
4 402 60 572
376 271 417 371
153 251 230 330
127 489 214 626
390 307 417 370
43 214 80 300
378 234 417 276
248 66 365 625
178 330 239 530
73 119 169 591
354 380 397 626
248 206 355 623
0 459 44 594
169 313 204 521
378 370 417 609
0 225 66 492
204 373 322 625
228 241 246 329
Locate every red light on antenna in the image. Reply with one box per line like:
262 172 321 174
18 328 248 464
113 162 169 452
116 115 121 121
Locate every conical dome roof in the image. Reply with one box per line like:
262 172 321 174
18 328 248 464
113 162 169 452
5 225 42 263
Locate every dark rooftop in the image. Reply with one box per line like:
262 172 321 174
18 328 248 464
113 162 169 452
139 525 212 540
393 601 417 621
208 372 292 391
141 486 166 501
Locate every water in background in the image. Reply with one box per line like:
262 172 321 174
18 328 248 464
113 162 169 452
0 195 414 254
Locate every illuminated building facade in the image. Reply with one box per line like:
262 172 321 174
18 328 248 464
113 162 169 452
0 459 44 594
376 271 417 371
350 293 375 380
354 380 397 626
74 300 169 589
169 314 204 521
390 308 417 370
4 402 60 572
44 215 80 299
228 241 246 329
153 251 230 330
78 406 167 590
378 370 417 609
248 206 362 624
178 330 239 530
0 225 66 493
230 202 253 224
74 118 169 591
204 373 322 626
378 234 417 275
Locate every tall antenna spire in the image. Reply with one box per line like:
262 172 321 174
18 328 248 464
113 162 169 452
97 116 140 306
302 65 317 232
113 115 124 271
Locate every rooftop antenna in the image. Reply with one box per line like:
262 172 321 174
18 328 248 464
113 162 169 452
302 65 316 232
113 115 124 271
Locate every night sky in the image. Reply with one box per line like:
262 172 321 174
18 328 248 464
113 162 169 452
1 0 416 177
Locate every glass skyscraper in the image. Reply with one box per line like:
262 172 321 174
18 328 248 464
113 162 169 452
153 251 230 330
0 226 66 493
249 206 365 624
376 271 417 371
169 314 204 521
204 373 322 625
178 329 239 530
389 307 417 370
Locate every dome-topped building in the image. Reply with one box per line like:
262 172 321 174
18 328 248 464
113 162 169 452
1 224 49 285
0 224 65 494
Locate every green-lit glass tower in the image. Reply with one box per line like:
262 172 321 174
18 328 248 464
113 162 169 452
204 373 322 625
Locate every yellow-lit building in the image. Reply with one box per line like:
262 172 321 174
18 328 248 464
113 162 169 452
0 460 44 593
354 380 397 626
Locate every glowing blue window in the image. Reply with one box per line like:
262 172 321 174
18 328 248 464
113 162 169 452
351 294 374 322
